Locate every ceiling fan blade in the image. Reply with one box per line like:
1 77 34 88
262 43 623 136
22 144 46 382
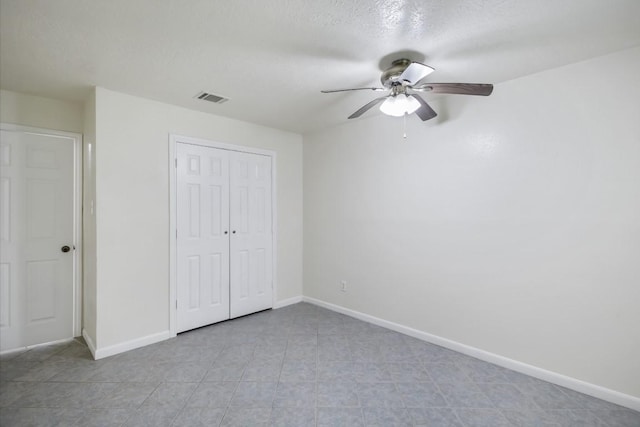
410 94 438 121
398 62 435 85
321 87 385 93
348 96 388 119
414 83 493 96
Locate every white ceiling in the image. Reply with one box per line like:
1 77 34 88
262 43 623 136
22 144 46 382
1 0 639 134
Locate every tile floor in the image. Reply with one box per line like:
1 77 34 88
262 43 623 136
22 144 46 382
0 303 638 426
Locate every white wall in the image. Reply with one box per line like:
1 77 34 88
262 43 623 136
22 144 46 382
94 88 303 350
303 47 640 398
0 90 84 133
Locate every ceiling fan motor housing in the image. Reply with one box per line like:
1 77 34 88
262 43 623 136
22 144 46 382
381 59 413 88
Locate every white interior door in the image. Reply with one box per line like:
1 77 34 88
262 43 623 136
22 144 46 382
0 129 75 351
229 151 273 318
176 143 230 332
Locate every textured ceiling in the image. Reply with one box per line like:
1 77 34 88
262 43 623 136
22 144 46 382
1 0 639 134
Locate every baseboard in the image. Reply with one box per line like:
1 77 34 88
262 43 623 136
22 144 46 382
302 296 640 412
92 330 172 360
82 329 97 359
0 347 27 356
273 295 303 309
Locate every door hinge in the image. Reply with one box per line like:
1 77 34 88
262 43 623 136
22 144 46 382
176 300 178 309
175 158 177 168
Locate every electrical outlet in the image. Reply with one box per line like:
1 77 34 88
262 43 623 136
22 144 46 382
340 280 347 292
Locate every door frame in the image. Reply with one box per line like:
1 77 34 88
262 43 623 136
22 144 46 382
0 123 83 342
168 134 277 337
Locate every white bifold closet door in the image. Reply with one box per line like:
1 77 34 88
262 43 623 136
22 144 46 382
228 151 273 319
176 143 273 333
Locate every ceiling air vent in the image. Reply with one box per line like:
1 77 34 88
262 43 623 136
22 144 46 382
194 91 229 104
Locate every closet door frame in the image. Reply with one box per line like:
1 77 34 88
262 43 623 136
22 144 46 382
168 134 277 337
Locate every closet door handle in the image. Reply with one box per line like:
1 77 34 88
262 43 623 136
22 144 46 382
224 231 228 235
232 230 236 234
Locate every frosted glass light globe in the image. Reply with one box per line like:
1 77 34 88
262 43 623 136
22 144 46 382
379 94 420 117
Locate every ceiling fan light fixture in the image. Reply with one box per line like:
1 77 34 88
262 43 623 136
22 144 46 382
379 94 420 117
321 58 493 122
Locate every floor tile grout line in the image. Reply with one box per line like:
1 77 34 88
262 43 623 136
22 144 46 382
217 345 250 426
163 350 215 427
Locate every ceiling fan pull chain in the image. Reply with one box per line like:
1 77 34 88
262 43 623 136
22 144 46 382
403 112 408 139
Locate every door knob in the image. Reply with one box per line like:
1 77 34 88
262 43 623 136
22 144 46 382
61 245 71 253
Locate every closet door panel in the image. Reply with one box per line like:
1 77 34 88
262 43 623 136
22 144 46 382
229 151 273 318
176 144 230 332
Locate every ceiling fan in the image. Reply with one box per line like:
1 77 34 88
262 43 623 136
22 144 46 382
321 59 493 121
